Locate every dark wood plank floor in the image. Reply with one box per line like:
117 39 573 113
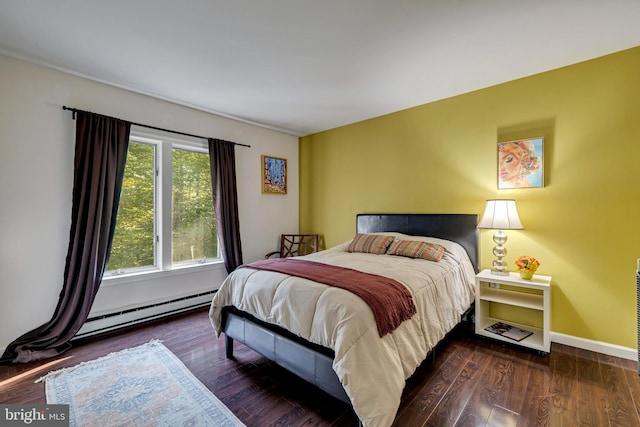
1 308 639 426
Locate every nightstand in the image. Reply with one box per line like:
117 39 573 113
475 269 551 353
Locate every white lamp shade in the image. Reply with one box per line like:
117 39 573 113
478 199 524 230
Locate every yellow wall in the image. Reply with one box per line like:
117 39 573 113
299 47 640 349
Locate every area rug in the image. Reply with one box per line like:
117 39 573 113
37 340 245 427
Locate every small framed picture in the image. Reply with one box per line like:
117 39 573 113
498 137 544 189
262 155 287 194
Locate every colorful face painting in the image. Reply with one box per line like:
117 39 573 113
498 137 543 189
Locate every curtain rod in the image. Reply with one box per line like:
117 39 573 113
62 106 251 148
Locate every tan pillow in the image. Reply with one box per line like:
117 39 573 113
386 240 445 261
347 234 395 255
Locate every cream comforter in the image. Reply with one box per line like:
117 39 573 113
209 233 476 427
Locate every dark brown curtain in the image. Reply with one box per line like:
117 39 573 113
1 112 130 363
208 138 243 272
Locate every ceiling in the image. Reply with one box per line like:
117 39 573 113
1 1 639 136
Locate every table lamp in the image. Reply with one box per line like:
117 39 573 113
478 199 524 275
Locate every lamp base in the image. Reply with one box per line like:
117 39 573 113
490 230 509 276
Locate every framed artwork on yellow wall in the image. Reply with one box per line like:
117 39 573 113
262 155 287 194
498 137 544 189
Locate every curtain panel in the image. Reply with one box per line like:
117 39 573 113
1 112 130 363
208 138 243 273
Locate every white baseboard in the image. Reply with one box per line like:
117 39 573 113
0 292 215 359
75 291 215 339
551 331 637 361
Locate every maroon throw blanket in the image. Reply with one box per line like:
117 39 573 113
239 258 416 337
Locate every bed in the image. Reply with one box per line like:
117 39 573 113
209 213 479 427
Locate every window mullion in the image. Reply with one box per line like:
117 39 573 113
158 142 173 270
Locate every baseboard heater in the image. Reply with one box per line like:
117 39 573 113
75 290 216 340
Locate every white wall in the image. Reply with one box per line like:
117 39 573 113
0 55 299 353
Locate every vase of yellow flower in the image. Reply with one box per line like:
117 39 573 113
515 255 540 280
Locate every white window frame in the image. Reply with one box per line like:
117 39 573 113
103 128 224 286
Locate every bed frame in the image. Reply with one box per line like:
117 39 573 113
222 213 479 408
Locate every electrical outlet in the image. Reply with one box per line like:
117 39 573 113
489 283 500 289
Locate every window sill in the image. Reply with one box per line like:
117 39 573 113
101 260 226 287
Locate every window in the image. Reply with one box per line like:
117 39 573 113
108 141 156 271
106 132 219 276
171 147 217 265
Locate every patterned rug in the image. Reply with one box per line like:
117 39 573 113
37 340 245 427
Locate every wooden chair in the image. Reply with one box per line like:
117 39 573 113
265 234 319 259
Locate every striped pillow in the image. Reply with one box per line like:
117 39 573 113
347 234 395 255
386 240 445 262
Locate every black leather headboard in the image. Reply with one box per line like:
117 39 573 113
356 213 479 272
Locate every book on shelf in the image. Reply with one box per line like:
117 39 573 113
484 321 533 342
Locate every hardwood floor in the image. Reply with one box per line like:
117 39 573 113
1 308 639 426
